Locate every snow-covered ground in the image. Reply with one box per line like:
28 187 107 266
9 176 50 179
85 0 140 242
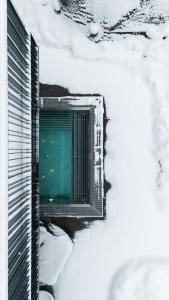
12 1 169 299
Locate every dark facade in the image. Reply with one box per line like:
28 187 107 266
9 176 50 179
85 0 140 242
7 1 39 299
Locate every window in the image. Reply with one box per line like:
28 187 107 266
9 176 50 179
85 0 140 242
39 96 104 217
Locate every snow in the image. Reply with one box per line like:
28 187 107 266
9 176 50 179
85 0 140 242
53 0 61 13
155 0 169 14
11 1 169 300
39 290 54 300
39 31 169 299
11 0 84 49
89 22 100 36
41 0 49 6
110 260 169 300
39 225 73 285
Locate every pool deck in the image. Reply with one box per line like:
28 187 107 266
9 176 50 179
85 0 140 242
40 84 109 238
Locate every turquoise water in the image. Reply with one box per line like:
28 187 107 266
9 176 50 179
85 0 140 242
40 111 72 205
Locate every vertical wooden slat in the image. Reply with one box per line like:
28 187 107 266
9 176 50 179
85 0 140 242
0 0 8 299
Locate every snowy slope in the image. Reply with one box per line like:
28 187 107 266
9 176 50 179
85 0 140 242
11 1 169 300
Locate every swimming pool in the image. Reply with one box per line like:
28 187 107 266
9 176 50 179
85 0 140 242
40 110 72 205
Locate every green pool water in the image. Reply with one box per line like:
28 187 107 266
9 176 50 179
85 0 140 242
40 111 72 205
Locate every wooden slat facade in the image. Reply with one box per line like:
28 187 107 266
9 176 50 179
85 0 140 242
7 1 39 299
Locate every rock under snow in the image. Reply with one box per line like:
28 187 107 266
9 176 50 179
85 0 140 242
39 290 54 300
146 24 169 39
89 22 100 36
39 225 73 285
53 0 61 13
